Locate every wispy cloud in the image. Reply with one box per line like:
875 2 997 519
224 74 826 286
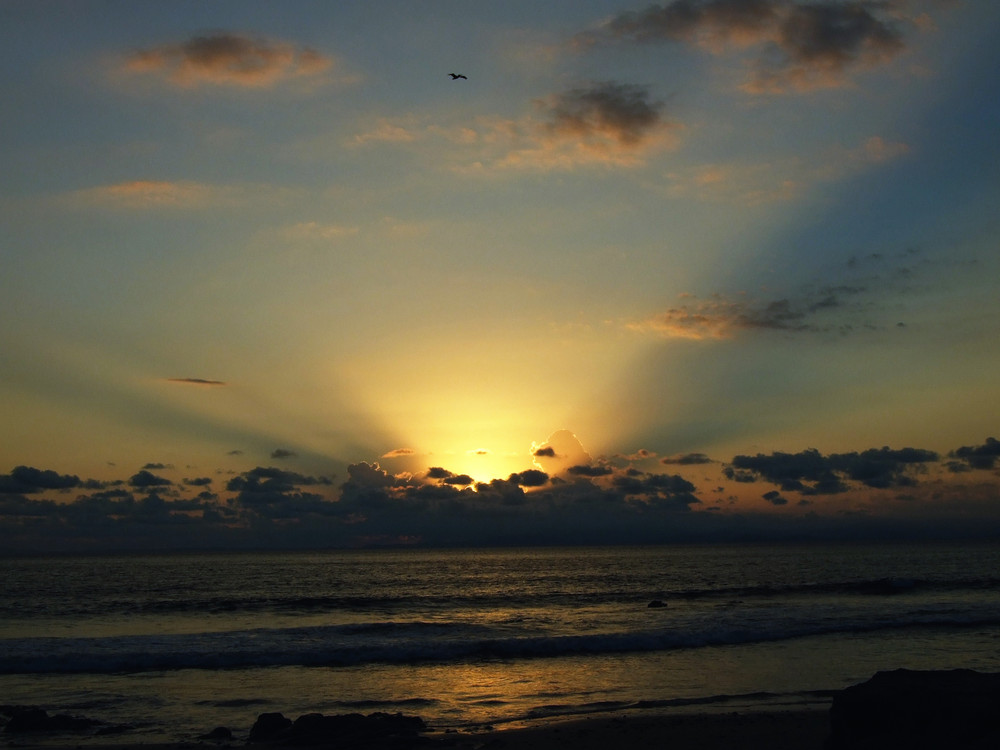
167 377 227 387
122 32 334 89
576 1 925 94
382 448 417 458
664 135 910 205
68 180 298 210
631 282 879 340
353 82 681 172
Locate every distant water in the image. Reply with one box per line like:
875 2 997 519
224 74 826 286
2 543 1000 743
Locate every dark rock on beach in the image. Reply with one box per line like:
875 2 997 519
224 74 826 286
647 599 667 608
249 712 294 742
250 711 428 746
827 668 1000 749
2 707 99 734
198 725 234 741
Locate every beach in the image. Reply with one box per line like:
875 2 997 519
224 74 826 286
1 708 834 750
3 545 999 748
460 708 832 750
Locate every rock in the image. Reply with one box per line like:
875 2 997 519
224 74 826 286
289 712 426 745
3 707 98 734
827 668 1000 749
249 712 293 742
249 711 427 746
198 726 233 741
647 600 667 608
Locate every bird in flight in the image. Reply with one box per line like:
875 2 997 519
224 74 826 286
448 73 467 80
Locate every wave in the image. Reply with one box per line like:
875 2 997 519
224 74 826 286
6 575 1000 621
3 611 1000 676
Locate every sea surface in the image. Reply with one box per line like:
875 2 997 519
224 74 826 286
2 543 1000 743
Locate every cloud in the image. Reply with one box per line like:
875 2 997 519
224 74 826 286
167 377 227 386
129 470 173 488
630 246 928 342
631 291 852 339
661 452 714 465
664 135 910 205
3 432 999 552
122 32 333 89
726 445 939 493
382 448 417 458
353 82 681 172
577 0 914 93
270 449 297 460
763 490 789 505
950 437 1000 471
507 469 550 487
281 222 360 242
500 82 682 169
532 430 593 475
68 180 300 211
0 466 81 494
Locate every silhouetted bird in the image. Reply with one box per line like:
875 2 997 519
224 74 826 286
448 73 467 80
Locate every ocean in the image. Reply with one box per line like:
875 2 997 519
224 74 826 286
2 542 1000 744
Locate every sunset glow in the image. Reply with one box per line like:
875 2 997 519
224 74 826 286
2 1 999 552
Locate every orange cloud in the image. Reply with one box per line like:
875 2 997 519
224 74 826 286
123 32 332 89
353 82 681 172
68 180 297 210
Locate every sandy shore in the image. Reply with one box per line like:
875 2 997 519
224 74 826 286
460 709 831 750
1 708 833 750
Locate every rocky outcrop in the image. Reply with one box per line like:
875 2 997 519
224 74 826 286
198 725 233 741
2 707 99 734
827 669 1000 749
249 711 427 746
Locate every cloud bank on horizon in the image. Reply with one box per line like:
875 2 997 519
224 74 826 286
2 433 998 552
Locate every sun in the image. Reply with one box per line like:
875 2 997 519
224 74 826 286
450 448 526 485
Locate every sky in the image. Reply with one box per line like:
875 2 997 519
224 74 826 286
1 0 999 552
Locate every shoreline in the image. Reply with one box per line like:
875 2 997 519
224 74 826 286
1 704 835 750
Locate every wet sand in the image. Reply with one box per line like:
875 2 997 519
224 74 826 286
462 709 831 750
1 708 833 750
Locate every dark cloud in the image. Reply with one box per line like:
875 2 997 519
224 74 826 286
727 446 939 493
661 452 713 465
763 490 789 506
533 447 557 458
270 449 296 460
568 464 614 477
950 437 1000 471
508 469 550 487
226 466 338 518
578 0 910 93
226 467 333 492
167 378 227 386
2 436 999 552
0 466 81 494
128 470 173 488
544 82 666 146
142 462 174 470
